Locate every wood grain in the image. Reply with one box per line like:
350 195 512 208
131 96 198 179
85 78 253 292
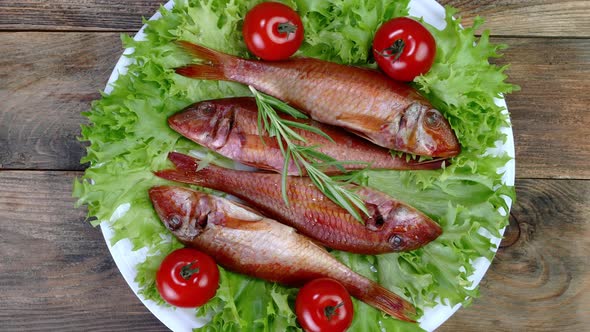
440 179 590 331
0 171 167 331
1 0 589 38
439 0 590 37
2 32 588 179
1 0 588 331
494 37 590 179
1 173 587 331
0 0 162 31
0 32 122 170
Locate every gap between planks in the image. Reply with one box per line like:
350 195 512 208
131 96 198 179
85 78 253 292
2 29 590 41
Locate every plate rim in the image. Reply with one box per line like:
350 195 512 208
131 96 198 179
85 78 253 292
98 1 515 331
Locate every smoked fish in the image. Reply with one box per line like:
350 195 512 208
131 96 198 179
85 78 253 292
149 185 416 322
169 97 445 174
155 152 442 255
175 41 460 158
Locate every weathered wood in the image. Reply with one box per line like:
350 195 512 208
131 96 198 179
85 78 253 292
1 0 589 37
440 179 590 331
0 32 123 170
0 171 167 331
439 0 590 37
1 173 588 331
2 32 588 179
1 1 588 331
494 37 590 179
0 0 162 31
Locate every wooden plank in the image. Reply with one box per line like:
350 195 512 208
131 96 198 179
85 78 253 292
495 37 590 179
0 0 162 31
1 172 588 330
439 0 590 37
2 33 589 178
0 0 588 37
0 171 167 331
0 32 122 170
440 178 590 331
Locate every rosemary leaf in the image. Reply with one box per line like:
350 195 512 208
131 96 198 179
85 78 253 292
280 119 335 142
250 86 368 222
281 146 291 206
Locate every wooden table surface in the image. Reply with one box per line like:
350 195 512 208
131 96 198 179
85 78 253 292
1 1 589 331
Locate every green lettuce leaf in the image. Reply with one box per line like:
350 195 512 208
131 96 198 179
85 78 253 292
73 0 516 331
195 268 299 332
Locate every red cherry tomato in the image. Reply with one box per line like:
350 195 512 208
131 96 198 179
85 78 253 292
243 2 304 61
295 278 354 332
156 248 219 307
373 17 436 82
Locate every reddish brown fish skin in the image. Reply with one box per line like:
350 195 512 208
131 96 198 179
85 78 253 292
168 97 445 174
148 185 416 322
175 41 460 158
154 152 442 255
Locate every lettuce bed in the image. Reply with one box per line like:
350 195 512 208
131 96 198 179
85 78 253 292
73 0 517 331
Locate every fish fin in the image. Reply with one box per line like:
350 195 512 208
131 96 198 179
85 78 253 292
175 41 234 81
362 284 417 322
336 113 383 134
153 152 210 185
414 158 446 170
344 127 381 146
400 157 446 170
175 64 227 81
168 151 199 171
227 200 267 220
153 169 206 186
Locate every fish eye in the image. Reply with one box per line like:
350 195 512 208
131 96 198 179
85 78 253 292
363 203 384 231
425 110 441 129
389 235 403 248
197 103 215 114
166 215 183 230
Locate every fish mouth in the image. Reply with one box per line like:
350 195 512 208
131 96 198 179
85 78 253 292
391 104 460 158
387 216 442 251
148 186 209 240
168 100 238 150
419 108 461 158
168 104 211 143
364 199 442 252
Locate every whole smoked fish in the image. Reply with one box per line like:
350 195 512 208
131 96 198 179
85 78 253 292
175 41 460 157
169 97 444 174
155 152 442 255
149 185 416 322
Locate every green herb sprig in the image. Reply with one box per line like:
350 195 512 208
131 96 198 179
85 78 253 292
249 86 369 222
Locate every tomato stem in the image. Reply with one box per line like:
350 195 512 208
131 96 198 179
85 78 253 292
180 260 200 280
277 22 297 35
377 39 406 62
324 301 344 320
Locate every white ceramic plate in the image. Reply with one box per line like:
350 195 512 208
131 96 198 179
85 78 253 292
99 0 515 331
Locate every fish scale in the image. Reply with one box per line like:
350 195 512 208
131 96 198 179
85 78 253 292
155 152 442 255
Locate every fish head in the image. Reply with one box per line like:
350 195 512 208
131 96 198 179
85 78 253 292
365 201 442 251
168 98 247 149
149 186 215 241
397 103 460 158
418 106 460 157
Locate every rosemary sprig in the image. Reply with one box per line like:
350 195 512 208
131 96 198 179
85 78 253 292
249 86 369 222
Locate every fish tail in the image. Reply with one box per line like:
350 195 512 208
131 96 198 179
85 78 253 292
361 283 417 322
168 151 200 171
175 41 235 81
154 169 204 185
154 152 217 186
